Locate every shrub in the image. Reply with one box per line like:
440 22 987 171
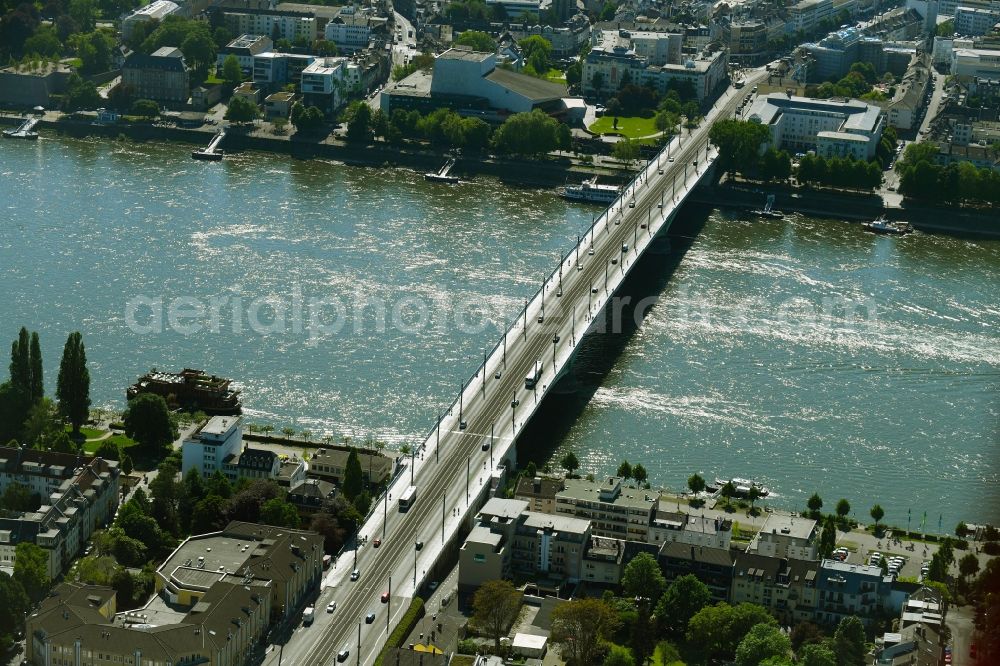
374 597 424 666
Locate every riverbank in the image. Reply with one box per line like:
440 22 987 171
1 114 633 187
690 181 1000 239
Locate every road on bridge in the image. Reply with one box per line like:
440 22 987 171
268 65 770 666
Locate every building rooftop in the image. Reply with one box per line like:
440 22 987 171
200 415 239 436
466 525 504 548
759 513 817 541
439 46 494 62
480 498 530 521
658 541 735 567
522 511 590 535
558 477 656 511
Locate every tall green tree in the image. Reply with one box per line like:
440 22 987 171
831 616 866 666
225 96 258 123
632 463 647 485
799 642 837 666
708 119 771 176
551 597 620 665
56 331 90 434
343 448 364 500
621 551 666 603
260 497 299 528
820 515 837 560
836 498 851 521
472 580 522 653
603 644 636 666
454 30 496 52
656 573 711 638
518 34 552 74
28 331 42 402
0 571 30 652
688 473 706 494
736 623 791 666
221 53 242 86
123 393 175 451
14 542 50 602
869 504 884 534
560 450 579 476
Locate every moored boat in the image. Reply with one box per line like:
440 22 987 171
863 216 912 235
561 177 620 204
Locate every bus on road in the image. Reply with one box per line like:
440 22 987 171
399 485 417 512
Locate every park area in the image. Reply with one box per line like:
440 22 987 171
588 115 660 140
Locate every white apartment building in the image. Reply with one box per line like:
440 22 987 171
301 57 347 112
787 0 836 34
648 509 733 549
951 47 1000 77
324 19 372 51
225 12 318 44
181 415 242 478
747 92 886 159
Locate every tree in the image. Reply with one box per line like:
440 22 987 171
290 102 325 134
836 498 851 521
820 515 837 560
708 119 771 176
127 97 158 118
22 398 68 450
869 504 884 533
94 440 121 461
632 464 647 486
347 101 372 142
1 482 38 512
560 450 579 476
519 35 552 74
621 551 666 603
687 602 775 663
180 30 216 77
190 494 229 534
225 96 259 124
28 331 42 402
310 511 346 553
959 552 980 581
14 542 50 602
603 644 635 666
222 53 242 86
455 30 496 52
56 331 90 434
260 497 299 528
551 597 620 665
617 460 633 480
736 623 791 666
790 622 824 652
0 570 30 650
472 580 522 653
23 24 61 57
831 616 866 666
69 0 97 32
799 642 837 666
655 573 711 638
687 473 705 495
491 109 565 156
343 448 364 500
124 393 175 451
721 480 736 507
613 137 639 165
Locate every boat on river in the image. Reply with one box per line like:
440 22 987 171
560 177 620 204
863 216 912 235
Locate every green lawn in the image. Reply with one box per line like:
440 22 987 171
588 115 659 139
83 433 138 454
71 426 107 440
543 68 565 84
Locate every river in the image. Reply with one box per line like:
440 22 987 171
1 135 997 530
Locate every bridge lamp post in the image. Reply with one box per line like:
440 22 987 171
511 392 516 435
503 333 506 369
356 622 361 666
436 412 440 462
410 446 415 486
441 493 445 544
413 542 418 587
386 576 391 634
459 381 466 430
572 305 576 346
523 298 527 340
482 349 486 397
552 335 556 366
466 456 470 506
490 423 494 469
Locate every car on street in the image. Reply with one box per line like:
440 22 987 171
337 649 350 662
415 540 424 550
482 440 490 451
591 286 599 294
629 201 635 207
495 370 502 379
668 157 675 162
373 538 381 548
351 569 360 581
588 247 595 255
611 257 618 265
622 243 628 252
366 612 376 623
327 602 337 613
381 592 390 603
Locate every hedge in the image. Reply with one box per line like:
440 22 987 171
374 596 425 666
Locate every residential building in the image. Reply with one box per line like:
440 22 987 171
956 5 1000 35
787 0 837 34
122 47 190 106
553 476 656 542
324 13 374 52
265 90 297 118
155 521 322 620
647 508 732 549
506 15 593 58
875 621 943 666
275 457 306 487
252 52 316 90
815 558 891 626
287 478 336 513
0 447 120 579
458 498 624 597
729 20 769 65
26 578 272 666
582 29 727 101
181 415 242 479
233 81 262 104
751 513 820 561
484 0 541 19
929 140 1000 168
657 542 735 602
221 9 318 44
875 57 931 130
222 445 278 482
513 476 565 513
0 62 71 108
306 446 393 490
747 92 886 159
801 27 913 82
731 552 820 624
122 0 180 41
301 57 348 113
217 34 274 76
